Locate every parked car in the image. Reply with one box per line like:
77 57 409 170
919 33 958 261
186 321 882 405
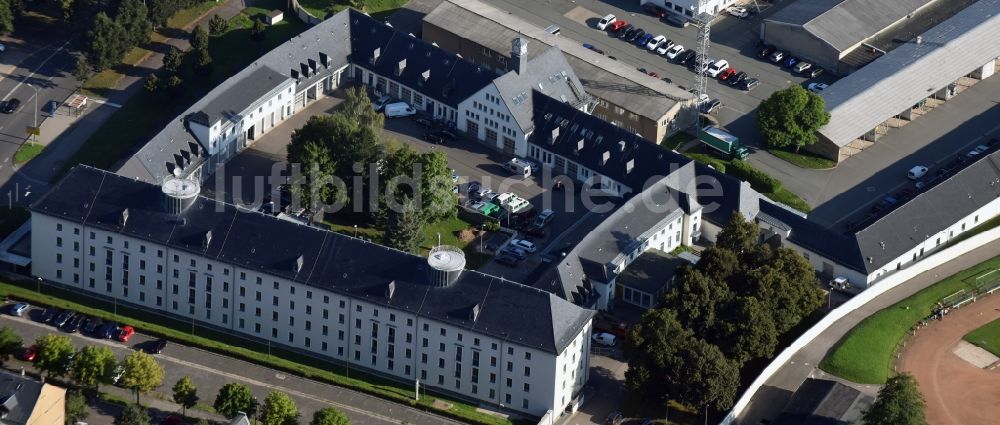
592 332 617 347
693 57 716 74
97 322 119 339
384 102 417 118
726 6 748 18
793 61 812 73
643 3 668 17
717 67 737 81
510 239 537 253
524 227 547 238
758 45 776 58
655 39 675 55
608 20 628 32
116 325 135 342
742 78 760 91
809 67 825 78
82 317 103 335
38 307 58 324
646 35 666 51
499 246 527 260
702 99 722 114
372 95 391 112
807 83 829 93
769 51 784 63
413 117 433 128
1 98 20 114
618 26 636 39
783 56 799 68
665 44 685 59
63 315 85 333
665 14 689 28
19 345 37 362
636 33 654 47
596 14 616 30
729 71 748 86
627 29 645 42
52 310 75 327
149 338 168 354
9 302 29 317
423 131 453 144
646 71 659 78
677 50 697 65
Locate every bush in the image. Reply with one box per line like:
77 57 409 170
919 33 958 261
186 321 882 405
209 14 227 35
728 160 781 193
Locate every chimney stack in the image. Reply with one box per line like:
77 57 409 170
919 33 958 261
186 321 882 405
602 151 611 165
511 38 528 75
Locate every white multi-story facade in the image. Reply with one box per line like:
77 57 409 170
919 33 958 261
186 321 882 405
30 166 593 418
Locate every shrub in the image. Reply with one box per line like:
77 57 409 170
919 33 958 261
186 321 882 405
728 160 781 193
209 14 227 35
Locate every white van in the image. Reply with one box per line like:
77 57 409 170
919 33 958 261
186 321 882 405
505 158 531 177
384 102 416 118
597 14 616 30
907 165 928 180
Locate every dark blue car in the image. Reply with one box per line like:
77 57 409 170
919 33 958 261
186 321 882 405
636 33 654 47
784 56 799 68
96 322 119 339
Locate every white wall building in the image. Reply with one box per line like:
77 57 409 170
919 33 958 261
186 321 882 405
30 166 594 418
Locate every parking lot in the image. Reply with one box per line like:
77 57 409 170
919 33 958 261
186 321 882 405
205 91 603 284
480 0 834 140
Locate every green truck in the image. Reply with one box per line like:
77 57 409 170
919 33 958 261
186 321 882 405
698 126 749 160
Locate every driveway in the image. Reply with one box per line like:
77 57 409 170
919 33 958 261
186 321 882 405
0 303 460 425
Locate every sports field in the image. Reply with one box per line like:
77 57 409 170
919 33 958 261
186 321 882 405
963 318 1000 356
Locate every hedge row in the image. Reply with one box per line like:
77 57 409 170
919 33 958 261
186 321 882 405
727 160 782 193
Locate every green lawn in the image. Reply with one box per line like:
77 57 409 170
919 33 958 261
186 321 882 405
820 255 1000 384
684 151 812 213
62 4 310 178
964 318 1000 357
13 143 44 165
296 0 406 20
0 278 515 425
82 1 220 97
768 149 837 170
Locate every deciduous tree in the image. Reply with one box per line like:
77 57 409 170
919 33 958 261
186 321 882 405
34 334 74 378
73 56 93 83
86 13 129 71
0 326 22 364
338 87 384 132
757 85 830 152
115 404 150 425
65 390 89 424
714 212 760 256
144 73 160 93
115 0 152 48
172 376 199 418
310 407 349 425
260 391 298 425
190 25 209 51
0 0 14 35
250 18 265 42
71 345 117 389
862 373 927 425
119 351 164 404
214 382 254 419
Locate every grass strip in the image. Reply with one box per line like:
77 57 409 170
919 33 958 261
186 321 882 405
0 278 516 425
819 255 1000 384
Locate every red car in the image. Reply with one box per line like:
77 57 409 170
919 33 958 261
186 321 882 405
20 345 37 362
643 3 668 17
718 68 737 80
608 20 628 32
117 325 135 342
647 71 659 78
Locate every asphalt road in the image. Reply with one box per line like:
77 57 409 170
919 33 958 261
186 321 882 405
0 303 467 425
0 40 78 183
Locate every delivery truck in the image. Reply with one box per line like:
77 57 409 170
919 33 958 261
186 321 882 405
698 126 749 160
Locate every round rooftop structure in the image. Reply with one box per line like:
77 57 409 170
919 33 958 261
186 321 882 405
161 178 200 214
427 245 466 287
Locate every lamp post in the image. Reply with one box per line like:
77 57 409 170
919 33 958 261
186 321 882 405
26 84 38 142
353 224 358 238
35 277 41 294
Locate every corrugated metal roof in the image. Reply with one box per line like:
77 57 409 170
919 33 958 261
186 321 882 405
818 0 1000 147
765 0 933 52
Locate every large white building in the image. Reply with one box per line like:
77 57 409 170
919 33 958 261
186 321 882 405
29 166 594 418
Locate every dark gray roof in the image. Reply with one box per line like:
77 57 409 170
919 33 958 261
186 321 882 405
0 371 44 425
118 10 354 183
31 166 594 354
189 66 291 127
853 150 1000 273
492 46 589 133
764 0 933 52
349 10 495 108
615 250 685 294
773 378 872 425
530 91 691 193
